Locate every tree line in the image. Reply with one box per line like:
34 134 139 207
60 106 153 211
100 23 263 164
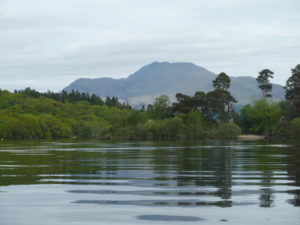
239 64 300 138
0 64 299 140
14 88 131 109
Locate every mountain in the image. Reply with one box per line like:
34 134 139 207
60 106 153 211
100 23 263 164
63 62 285 106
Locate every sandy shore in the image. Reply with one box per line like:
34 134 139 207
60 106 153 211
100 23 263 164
238 134 265 140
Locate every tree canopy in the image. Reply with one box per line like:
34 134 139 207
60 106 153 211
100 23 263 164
285 64 300 119
209 73 237 122
256 69 274 99
212 72 231 91
1 64 299 140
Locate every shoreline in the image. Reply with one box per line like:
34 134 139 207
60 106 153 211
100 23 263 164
238 134 265 141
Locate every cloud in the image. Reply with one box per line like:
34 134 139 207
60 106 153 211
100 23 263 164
0 0 299 91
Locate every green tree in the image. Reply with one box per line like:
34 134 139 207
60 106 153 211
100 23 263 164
148 95 171 119
182 110 206 139
0 116 13 139
19 114 43 139
127 110 148 126
73 120 110 139
214 123 241 139
240 104 253 133
240 99 282 135
256 69 274 99
141 120 163 139
213 72 231 91
289 117 300 139
194 91 212 121
285 64 300 119
209 73 237 122
161 117 185 139
41 114 72 138
172 93 196 114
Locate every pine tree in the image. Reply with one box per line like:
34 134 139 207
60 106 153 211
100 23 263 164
256 69 274 99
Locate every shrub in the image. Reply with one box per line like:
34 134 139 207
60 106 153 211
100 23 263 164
183 110 206 139
214 123 241 139
290 118 300 139
112 127 136 140
73 120 110 139
0 118 13 139
141 120 163 139
161 117 186 139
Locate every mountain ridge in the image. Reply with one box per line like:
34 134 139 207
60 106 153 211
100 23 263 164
63 62 285 106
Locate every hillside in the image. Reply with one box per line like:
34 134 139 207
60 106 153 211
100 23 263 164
63 62 285 106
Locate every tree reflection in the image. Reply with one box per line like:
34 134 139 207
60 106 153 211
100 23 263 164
259 188 275 207
285 145 300 207
173 143 233 205
259 171 275 207
1 140 300 209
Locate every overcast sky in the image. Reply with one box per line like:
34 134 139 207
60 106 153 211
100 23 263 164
1 0 299 92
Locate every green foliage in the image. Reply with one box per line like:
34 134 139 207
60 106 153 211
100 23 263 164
183 110 204 125
172 73 237 123
137 111 206 140
161 117 186 139
126 110 148 126
240 100 282 135
285 64 300 100
140 117 186 140
289 118 300 139
213 123 241 139
238 63 300 139
172 93 196 114
112 127 136 140
172 90 237 123
73 120 110 139
209 73 237 122
256 69 274 99
207 89 237 122
2 63 299 141
148 95 171 120
213 72 231 91
15 88 108 106
285 64 300 119
20 114 44 139
240 104 253 133
182 110 207 139
0 90 128 140
141 120 163 140
41 114 72 138
0 116 13 139
105 96 128 108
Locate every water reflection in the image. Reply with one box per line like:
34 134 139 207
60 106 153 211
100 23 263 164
0 140 299 209
259 188 275 207
136 215 206 222
73 199 239 207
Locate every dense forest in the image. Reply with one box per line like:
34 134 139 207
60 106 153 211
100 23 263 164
0 64 299 140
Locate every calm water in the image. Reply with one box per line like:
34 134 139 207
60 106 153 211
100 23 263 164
0 140 299 225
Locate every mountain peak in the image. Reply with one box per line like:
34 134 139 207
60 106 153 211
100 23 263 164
63 62 285 107
131 62 210 79
144 61 204 70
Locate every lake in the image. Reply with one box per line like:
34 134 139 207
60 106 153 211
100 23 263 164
0 140 299 225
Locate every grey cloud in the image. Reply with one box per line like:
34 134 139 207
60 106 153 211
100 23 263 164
0 0 299 91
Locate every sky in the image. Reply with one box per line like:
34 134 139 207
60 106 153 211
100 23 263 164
1 0 299 92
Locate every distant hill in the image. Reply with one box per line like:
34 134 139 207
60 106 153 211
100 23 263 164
63 62 285 106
